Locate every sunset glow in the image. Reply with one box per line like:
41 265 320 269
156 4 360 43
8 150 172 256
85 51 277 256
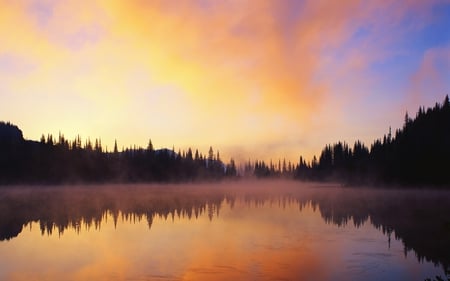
1 0 449 162
0 189 431 281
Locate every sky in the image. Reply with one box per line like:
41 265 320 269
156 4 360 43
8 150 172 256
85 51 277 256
1 0 449 163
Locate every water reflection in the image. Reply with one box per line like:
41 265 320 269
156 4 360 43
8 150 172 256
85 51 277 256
0 181 449 280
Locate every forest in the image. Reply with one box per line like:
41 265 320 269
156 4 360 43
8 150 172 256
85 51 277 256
0 124 237 184
293 95 450 186
252 95 450 186
1 95 449 186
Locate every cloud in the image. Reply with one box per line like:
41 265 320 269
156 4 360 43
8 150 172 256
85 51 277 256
0 0 448 161
408 45 450 108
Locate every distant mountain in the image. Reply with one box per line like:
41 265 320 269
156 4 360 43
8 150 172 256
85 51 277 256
0 122 23 144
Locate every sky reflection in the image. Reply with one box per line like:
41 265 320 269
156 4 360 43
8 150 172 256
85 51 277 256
0 186 445 281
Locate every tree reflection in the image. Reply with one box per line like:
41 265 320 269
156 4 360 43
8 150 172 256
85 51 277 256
0 185 225 240
0 183 449 278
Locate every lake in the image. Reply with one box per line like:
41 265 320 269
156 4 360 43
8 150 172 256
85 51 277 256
0 180 449 281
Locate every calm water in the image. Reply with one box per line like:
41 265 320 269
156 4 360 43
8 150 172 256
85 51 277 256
0 181 449 281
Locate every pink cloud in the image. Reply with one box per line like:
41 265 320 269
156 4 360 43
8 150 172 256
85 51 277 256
408 45 450 109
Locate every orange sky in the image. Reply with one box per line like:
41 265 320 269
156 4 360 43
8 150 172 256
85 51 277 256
1 0 449 162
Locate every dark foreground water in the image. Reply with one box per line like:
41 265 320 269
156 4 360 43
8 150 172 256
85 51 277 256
0 181 449 281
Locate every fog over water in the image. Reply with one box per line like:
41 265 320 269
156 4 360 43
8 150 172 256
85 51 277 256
0 180 449 281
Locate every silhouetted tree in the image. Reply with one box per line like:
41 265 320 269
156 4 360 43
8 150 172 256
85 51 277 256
0 123 237 184
293 95 450 186
114 140 118 154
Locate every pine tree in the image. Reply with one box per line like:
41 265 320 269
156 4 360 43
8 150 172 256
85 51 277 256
147 139 154 152
114 140 118 154
208 146 214 161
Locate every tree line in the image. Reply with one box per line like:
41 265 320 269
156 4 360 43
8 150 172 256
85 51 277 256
245 95 450 186
1 95 449 186
0 124 237 184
